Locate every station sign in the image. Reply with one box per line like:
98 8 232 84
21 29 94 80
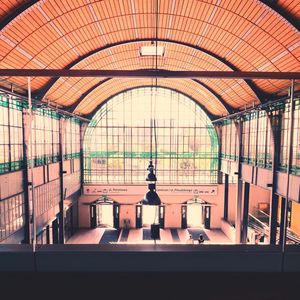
83 185 218 196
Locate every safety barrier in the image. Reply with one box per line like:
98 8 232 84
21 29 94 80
1 244 300 272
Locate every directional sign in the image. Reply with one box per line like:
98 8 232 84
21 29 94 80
83 185 218 196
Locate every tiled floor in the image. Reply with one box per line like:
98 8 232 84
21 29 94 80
67 228 105 244
67 227 233 244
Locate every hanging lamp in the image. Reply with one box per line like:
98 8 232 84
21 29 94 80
142 0 161 206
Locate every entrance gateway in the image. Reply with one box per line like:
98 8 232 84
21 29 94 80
86 185 217 230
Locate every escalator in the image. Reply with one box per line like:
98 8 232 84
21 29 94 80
248 209 300 244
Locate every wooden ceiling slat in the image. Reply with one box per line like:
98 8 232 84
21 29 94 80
0 0 299 116
43 41 256 107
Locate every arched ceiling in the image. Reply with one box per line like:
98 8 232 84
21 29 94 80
44 41 256 112
0 0 299 118
73 77 229 116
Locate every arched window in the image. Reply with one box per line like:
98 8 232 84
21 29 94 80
84 87 218 184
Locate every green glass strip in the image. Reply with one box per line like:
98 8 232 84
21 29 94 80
0 161 24 173
88 151 217 159
0 163 10 173
64 152 80 160
10 161 23 170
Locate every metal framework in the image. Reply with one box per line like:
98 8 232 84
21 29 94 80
1 69 299 79
0 88 90 122
84 87 219 185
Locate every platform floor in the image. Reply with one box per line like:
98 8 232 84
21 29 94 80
67 227 233 244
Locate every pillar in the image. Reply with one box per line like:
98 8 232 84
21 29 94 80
235 120 243 244
224 173 229 220
58 117 65 244
241 182 250 244
22 106 30 243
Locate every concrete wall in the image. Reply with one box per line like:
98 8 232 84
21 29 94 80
48 163 60 181
221 219 236 242
227 184 270 224
164 204 182 228
291 201 300 236
276 172 300 202
0 244 292 272
78 195 98 228
0 160 81 243
1 244 300 272
0 170 23 199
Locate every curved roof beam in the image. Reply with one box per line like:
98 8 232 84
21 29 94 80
192 80 235 114
259 0 300 31
65 78 111 112
65 75 231 116
83 85 217 121
32 39 266 104
0 0 39 31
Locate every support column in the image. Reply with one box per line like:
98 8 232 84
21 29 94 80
281 80 295 253
27 77 36 250
269 194 279 244
235 120 243 244
224 173 229 220
58 117 65 244
268 111 281 244
215 124 223 184
241 182 250 244
79 122 87 189
279 197 286 245
21 106 30 243
235 179 243 244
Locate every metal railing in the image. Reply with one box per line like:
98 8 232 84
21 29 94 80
248 210 300 244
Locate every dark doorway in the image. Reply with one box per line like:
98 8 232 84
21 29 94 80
159 205 165 228
181 205 187 229
113 203 120 229
46 225 50 244
64 206 74 241
202 204 211 229
90 205 97 229
136 204 143 228
52 218 59 244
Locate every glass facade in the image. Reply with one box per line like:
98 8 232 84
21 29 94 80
220 111 272 168
221 120 238 161
29 108 60 166
278 99 300 175
0 92 82 243
292 99 300 175
0 94 24 173
0 93 82 173
220 97 300 176
84 87 219 184
0 193 25 242
64 118 81 160
241 111 272 168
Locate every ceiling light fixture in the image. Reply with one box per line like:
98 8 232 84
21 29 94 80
139 45 165 57
142 0 161 207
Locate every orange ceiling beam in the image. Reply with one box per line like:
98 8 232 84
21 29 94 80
1 69 300 80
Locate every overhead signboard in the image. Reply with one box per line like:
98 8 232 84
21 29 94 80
83 185 218 196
